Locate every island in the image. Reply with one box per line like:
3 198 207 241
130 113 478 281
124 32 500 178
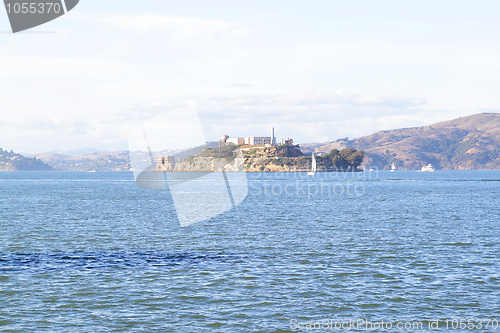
154 139 365 172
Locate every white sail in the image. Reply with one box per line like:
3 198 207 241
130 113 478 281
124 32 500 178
308 154 316 175
391 163 396 171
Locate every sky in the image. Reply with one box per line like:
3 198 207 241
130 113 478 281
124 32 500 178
1 0 500 153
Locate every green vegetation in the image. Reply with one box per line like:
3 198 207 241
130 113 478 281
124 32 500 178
416 130 469 161
270 148 365 170
270 145 303 157
0 148 52 171
200 144 238 159
316 148 365 170
413 130 500 167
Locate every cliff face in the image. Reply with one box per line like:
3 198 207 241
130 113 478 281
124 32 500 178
302 113 500 170
155 157 246 172
154 157 303 172
154 156 313 172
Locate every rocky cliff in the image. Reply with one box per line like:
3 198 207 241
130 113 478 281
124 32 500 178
155 157 246 172
154 156 309 172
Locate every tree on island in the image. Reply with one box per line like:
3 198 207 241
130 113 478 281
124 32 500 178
315 148 365 170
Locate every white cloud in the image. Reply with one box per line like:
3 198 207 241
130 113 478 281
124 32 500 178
102 15 232 34
116 91 436 146
2 2 500 153
0 116 90 131
229 83 256 88
0 55 132 78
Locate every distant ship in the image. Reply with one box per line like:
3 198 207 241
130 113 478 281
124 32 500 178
420 164 435 172
390 163 396 172
308 154 316 176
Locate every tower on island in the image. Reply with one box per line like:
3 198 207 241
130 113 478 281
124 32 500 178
272 126 277 146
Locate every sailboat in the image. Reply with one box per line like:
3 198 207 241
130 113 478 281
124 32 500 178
308 154 316 176
391 163 396 172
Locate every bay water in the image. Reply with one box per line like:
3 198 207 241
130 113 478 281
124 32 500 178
1 171 499 332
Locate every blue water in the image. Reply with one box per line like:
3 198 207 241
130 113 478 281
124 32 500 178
1 171 499 332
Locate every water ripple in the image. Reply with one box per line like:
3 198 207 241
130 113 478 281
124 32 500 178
0 251 241 272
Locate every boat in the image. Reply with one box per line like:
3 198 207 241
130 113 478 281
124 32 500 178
420 164 435 172
390 163 396 172
89 170 98 173
308 154 316 176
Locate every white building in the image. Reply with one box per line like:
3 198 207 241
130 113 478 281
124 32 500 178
226 137 246 145
245 137 271 145
225 127 277 146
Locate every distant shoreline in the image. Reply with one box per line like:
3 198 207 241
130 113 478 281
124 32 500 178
4 169 500 173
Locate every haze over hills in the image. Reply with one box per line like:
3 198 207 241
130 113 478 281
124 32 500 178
301 113 500 170
47 148 110 157
31 151 131 171
3 113 500 171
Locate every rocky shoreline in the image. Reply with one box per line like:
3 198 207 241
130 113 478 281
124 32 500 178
153 156 361 172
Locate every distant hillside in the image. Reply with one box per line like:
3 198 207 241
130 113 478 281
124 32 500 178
301 113 500 170
0 148 52 171
24 112 500 171
32 151 131 171
47 148 109 157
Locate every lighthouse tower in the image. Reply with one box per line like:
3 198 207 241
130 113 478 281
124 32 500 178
272 126 277 146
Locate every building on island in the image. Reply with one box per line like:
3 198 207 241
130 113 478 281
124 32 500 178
281 138 294 146
226 137 246 145
226 136 271 145
246 137 271 145
224 126 278 147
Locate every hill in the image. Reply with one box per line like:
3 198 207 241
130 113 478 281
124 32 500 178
45 148 109 157
0 148 53 171
21 112 500 171
32 151 130 171
301 113 500 170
